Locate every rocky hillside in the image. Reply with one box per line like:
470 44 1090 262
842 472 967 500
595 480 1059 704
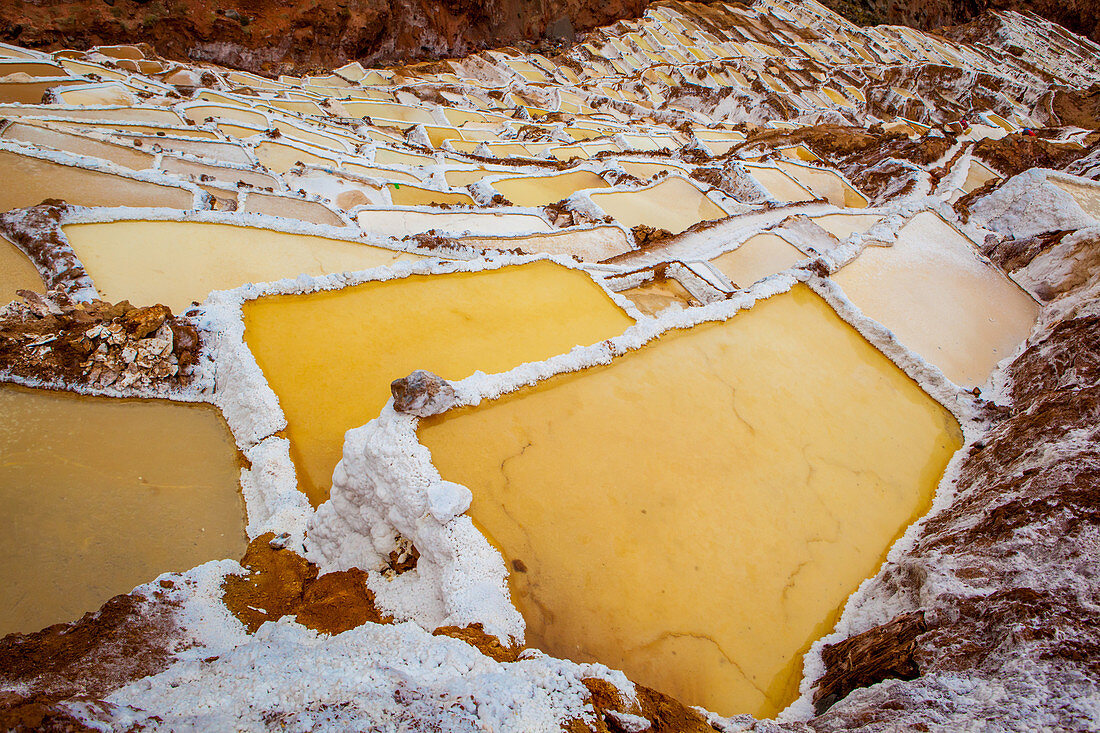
0 0 648 75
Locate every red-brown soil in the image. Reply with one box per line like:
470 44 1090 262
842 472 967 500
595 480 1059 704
222 533 394 635
1 0 650 76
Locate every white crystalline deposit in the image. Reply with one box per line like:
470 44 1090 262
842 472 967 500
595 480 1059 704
969 168 1100 238
105 564 632 733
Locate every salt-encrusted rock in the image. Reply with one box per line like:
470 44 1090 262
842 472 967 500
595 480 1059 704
390 369 456 417
427 481 473 523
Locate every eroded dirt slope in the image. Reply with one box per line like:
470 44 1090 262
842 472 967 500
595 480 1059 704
1 0 648 75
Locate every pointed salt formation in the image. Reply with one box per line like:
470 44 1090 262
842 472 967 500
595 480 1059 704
0 384 245 636
242 260 634 504
833 211 1040 387
417 284 962 718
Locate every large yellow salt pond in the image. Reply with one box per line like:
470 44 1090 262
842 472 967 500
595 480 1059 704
0 148 195 213
833 211 1039 387
242 261 634 504
62 220 420 313
418 284 962 717
590 176 728 233
0 235 42 303
490 170 610 207
0 385 246 636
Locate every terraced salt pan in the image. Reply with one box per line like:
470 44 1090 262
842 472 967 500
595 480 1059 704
811 212 882 239
417 284 962 718
1051 176 1100 218
961 158 1000 194
242 260 634 505
833 211 1040 387
0 384 246 636
0 234 43 302
62 219 418 313
455 225 633 262
709 232 808 287
157 156 279 190
343 162 422 184
354 208 553 236
109 135 254 165
386 184 476 207
0 147 195 213
254 140 339 173
618 160 691 179
618 273 701 314
372 148 437 167
54 120 221 140
0 77 83 104
0 104 184 125
237 192 347 227
490 170 611 207
590 176 729 234
1 120 155 170
742 163 817 202
777 161 868 207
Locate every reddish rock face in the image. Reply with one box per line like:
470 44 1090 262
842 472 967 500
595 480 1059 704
0 0 647 75
821 0 1099 46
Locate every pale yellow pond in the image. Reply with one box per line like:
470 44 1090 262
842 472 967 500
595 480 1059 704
619 275 699 315
833 212 1040 387
710 233 807 287
491 171 610 207
0 235 42 304
0 148 193 213
63 220 419 313
0 385 246 636
419 284 962 718
591 176 728 234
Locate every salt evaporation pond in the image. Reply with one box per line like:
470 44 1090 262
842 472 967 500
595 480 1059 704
710 232 807 287
0 385 246 636
0 148 194 212
0 236 42 303
243 260 634 505
62 220 420 313
618 272 700 314
418 284 963 717
833 211 1040 386
590 176 728 233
